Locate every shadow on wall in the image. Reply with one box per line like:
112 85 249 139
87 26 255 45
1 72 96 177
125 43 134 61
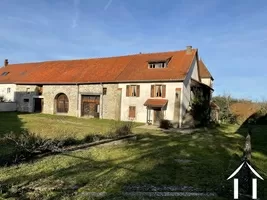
14 90 39 113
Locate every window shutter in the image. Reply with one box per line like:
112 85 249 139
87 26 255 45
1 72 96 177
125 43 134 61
133 106 136 118
151 85 155 97
126 85 130 97
162 85 166 98
137 85 140 97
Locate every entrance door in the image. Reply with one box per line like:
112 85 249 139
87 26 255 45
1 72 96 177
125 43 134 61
34 98 43 113
81 95 100 118
154 108 164 124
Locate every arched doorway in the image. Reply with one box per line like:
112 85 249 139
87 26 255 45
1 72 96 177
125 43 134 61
55 93 69 113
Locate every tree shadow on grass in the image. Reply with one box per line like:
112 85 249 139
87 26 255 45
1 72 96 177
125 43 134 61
235 112 267 199
0 126 246 200
0 111 26 166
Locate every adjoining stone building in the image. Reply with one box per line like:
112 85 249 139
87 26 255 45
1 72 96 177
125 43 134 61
0 46 214 128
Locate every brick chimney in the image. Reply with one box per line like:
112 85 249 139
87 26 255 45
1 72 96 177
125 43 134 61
186 46 192 54
4 59 8 67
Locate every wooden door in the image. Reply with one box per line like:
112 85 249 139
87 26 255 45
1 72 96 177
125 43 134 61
154 108 164 124
81 95 100 117
34 98 42 113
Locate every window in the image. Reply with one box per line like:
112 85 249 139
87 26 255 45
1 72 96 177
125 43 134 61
26 88 30 94
103 87 107 95
149 62 166 69
129 106 136 118
56 93 69 113
126 85 140 97
155 85 162 97
23 99 29 103
7 88 11 93
151 85 166 98
1 72 9 76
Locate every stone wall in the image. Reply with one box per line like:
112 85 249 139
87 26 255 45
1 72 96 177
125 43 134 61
0 102 17 112
15 85 38 112
42 85 78 116
79 84 119 119
41 84 119 119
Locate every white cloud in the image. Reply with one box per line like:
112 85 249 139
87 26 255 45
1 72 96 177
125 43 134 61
104 0 113 11
72 0 80 28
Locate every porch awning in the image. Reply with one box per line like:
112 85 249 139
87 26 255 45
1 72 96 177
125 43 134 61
144 99 168 108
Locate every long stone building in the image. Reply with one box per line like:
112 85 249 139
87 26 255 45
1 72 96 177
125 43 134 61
0 46 214 127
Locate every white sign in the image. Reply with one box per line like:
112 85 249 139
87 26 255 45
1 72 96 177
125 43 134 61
227 161 264 199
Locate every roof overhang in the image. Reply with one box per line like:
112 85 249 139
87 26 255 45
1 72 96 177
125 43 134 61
15 79 185 85
191 78 214 91
144 99 168 108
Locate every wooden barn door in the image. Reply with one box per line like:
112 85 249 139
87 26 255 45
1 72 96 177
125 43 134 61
81 95 100 118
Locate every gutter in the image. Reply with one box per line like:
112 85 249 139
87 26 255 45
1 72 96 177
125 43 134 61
14 79 185 85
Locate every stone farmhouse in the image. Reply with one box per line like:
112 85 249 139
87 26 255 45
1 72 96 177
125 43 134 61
0 46 214 127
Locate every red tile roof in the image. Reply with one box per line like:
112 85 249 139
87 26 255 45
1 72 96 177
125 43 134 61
0 49 199 84
0 62 42 84
144 99 168 108
199 59 213 80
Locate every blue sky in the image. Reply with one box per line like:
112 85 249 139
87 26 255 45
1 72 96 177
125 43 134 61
0 0 267 100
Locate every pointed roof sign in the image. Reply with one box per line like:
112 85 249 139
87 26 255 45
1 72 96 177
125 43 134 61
227 161 264 180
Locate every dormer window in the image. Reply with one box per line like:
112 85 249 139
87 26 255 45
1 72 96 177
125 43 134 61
149 62 166 69
148 57 171 69
1 72 9 76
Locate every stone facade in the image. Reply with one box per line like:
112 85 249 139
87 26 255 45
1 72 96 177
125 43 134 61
78 84 119 119
15 85 38 112
15 84 120 119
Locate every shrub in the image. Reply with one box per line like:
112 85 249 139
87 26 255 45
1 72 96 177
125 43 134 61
61 137 80 146
0 95 5 102
159 119 173 129
113 122 133 136
4 130 63 164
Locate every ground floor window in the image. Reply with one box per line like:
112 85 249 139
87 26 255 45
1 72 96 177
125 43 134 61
129 106 136 119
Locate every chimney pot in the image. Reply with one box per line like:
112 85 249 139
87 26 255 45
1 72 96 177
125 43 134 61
4 59 8 67
186 46 192 54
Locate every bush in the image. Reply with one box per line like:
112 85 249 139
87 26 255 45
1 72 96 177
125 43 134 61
61 137 80 146
112 122 133 136
0 95 5 102
159 119 173 129
4 130 63 164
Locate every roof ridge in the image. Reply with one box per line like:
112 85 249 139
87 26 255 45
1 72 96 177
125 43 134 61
6 49 194 65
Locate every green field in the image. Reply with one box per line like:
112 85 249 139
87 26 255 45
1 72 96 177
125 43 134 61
0 112 266 199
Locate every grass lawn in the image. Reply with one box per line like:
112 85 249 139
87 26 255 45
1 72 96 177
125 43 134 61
0 112 266 199
0 112 142 167
0 112 141 139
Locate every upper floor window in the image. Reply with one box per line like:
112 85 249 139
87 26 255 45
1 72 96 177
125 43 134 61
151 84 166 98
126 85 140 97
7 88 11 93
103 87 107 95
148 57 171 69
148 62 166 69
